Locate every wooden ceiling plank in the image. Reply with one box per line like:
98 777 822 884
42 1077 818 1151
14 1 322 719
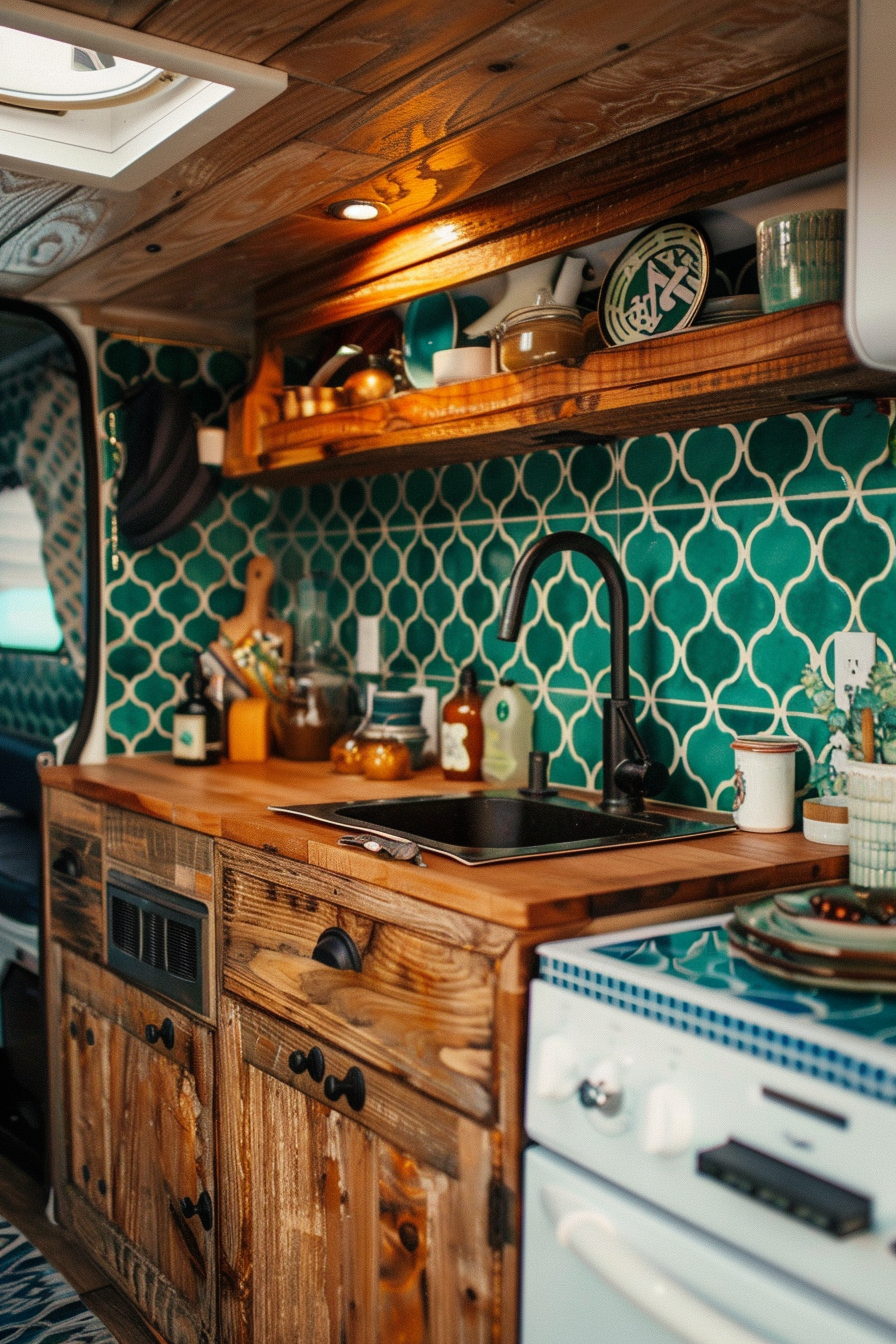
0 186 140 294
33 11 843 312
0 171 76 249
299 0 740 157
157 80 363 197
79 301 252 351
5 81 364 292
256 54 845 337
267 0 546 93
139 0 357 64
97 56 845 339
29 140 390 305
36 0 165 23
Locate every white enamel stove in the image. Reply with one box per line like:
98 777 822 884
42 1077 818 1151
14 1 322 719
525 914 896 1330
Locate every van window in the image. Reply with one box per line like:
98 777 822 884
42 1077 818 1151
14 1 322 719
0 485 63 652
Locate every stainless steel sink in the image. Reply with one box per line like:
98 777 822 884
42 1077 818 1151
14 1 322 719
270 791 734 865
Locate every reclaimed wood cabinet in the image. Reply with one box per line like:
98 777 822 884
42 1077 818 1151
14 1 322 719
44 793 219 1344
59 951 216 1344
217 840 528 1344
218 995 498 1344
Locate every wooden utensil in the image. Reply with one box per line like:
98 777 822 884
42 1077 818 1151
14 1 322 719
862 706 876 762
219 555 293 665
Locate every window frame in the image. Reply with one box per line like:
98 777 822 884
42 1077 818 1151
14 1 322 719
0 298 101 764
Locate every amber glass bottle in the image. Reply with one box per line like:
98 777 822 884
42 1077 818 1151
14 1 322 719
440 665 483 781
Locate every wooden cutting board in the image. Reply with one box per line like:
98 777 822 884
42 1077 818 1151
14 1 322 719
219 555 293 665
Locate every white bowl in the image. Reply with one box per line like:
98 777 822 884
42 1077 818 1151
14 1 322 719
802 795 849 845
432 346 493 385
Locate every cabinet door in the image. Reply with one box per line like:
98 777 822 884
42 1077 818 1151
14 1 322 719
60 952 216 1344
219 996 500 1344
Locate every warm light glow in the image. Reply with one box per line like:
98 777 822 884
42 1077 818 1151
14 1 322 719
329 199 386 221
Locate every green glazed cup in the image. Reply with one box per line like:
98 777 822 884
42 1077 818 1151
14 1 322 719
756 208 845 313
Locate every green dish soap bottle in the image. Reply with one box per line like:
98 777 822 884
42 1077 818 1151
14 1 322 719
481 680 533 787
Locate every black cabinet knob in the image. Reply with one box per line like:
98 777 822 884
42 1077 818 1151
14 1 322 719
324 1065 365 1111
145 1018 175 1050
180 1190 213 1231
312 927 361 972
288 1045 325 1082
52 847 83 880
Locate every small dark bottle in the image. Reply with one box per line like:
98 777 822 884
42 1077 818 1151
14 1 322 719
440 664 483 781
172 659 222 765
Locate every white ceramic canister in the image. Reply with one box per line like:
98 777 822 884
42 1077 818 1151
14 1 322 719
481 680 534 787
730 736 800 832
845 761 896 889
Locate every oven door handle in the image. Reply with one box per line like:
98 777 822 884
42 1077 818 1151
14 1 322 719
551 1204 773 1344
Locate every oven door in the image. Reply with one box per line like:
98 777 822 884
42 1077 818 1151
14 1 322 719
522 1146 896 1344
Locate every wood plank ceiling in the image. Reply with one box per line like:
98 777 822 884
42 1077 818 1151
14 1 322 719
0 0 847 348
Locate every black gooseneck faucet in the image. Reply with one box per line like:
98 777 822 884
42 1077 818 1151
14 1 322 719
497 531 669 810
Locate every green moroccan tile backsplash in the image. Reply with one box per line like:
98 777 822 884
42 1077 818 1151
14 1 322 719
98 331 896 809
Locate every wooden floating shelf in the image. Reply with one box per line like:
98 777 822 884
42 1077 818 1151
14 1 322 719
225 305 896 485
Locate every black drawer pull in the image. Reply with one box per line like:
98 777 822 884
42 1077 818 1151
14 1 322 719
145 1018 174 1050
52 847 83 880
180 1190 213 1231
288 1045 325 1082
312 927 361 972
324 1066 365 1111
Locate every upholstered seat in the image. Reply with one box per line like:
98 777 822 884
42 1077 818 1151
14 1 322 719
0 731 52 928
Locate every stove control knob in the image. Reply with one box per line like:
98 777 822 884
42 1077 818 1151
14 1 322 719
642 1081 693 1156
534 1033 581 1101
578 1060 623 1117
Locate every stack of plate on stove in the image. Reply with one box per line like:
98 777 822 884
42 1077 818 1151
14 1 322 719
728 886 896 993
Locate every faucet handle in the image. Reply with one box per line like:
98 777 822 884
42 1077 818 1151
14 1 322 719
519 751 558 798
614 757 669 799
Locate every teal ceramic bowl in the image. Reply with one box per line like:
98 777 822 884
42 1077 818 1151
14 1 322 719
402 293 457 388
757 209 845 313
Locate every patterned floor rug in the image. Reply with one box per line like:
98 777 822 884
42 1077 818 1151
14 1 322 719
0 1217 114 1344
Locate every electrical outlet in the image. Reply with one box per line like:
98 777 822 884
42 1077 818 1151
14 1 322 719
356 615 380 675
834 631 876 711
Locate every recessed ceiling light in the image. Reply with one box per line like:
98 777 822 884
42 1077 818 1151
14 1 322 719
327 199 389 221
0 0 286 190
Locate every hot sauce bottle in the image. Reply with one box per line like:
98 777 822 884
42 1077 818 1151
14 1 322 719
440 665 483 781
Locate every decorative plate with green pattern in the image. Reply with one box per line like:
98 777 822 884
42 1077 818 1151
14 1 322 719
598 219 710 346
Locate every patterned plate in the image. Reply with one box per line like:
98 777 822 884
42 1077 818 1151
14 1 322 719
727 921 896 993
598 219 711 346
774 889 896 950
735 896 896 963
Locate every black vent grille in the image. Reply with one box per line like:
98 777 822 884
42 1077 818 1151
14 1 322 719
111 896 139 958
141 909 166 968
166 919 198 981
107 872 205 1015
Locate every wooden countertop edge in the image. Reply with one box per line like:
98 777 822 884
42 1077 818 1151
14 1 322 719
41 761 849 930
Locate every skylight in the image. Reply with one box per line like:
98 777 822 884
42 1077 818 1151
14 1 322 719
0 27 172 110
0 0 286 190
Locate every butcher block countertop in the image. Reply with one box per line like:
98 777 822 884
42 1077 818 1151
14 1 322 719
42 756 848 930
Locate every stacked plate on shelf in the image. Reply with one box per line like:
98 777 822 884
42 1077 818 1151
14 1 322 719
692 294 763 327
728 886 896 993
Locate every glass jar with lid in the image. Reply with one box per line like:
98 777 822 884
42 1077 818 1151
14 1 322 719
498 298 583 372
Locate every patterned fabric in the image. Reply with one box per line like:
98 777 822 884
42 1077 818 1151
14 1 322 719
16 367 85 676
0 651 82 740
0 1216 114 1344
0 333 85 738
